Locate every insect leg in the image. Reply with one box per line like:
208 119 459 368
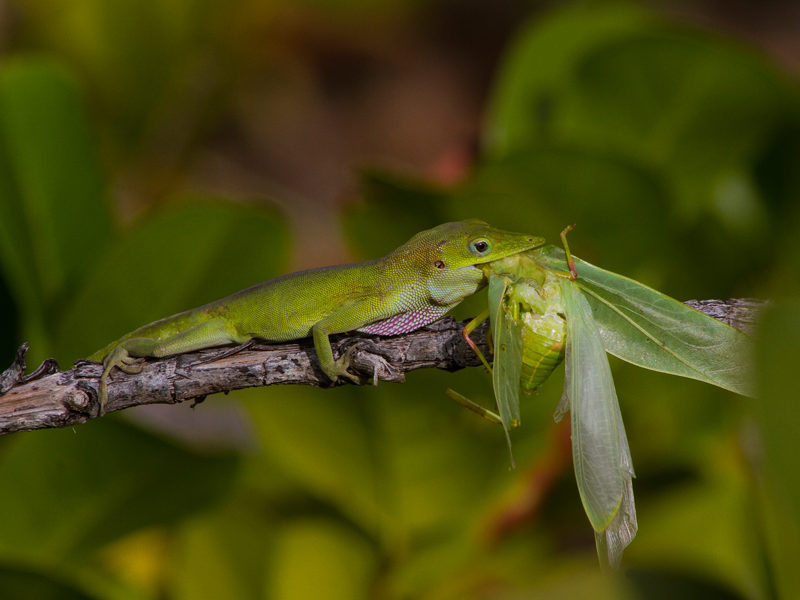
445 388 502 424
462 308 493 374
560 224 578 280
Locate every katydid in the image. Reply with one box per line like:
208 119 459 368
454 227 753 567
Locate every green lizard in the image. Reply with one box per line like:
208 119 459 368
91 219 543 407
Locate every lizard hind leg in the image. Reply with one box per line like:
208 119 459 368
118 355 145 374
98 317 244 410
98 338 158 411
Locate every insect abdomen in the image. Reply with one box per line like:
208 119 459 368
520 321 565 393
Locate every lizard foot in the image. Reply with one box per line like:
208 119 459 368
99 346 145 411
328 346 363 385
342 339 397 385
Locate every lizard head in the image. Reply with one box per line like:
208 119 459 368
430 219 544 268
392 219 544 306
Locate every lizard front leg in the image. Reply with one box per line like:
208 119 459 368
311 324 362 384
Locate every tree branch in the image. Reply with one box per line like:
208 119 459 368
0 299 765 435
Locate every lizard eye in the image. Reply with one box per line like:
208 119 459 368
434 260 446 269
468 238 491 256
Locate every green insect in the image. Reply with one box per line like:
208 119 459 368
451 227 753 567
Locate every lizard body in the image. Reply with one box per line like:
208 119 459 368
91 219 543 406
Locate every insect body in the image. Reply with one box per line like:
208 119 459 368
463 228 753 567
485 251 567 400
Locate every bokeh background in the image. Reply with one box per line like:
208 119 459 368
1 1 799 598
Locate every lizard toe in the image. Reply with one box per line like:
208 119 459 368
330 346 363 384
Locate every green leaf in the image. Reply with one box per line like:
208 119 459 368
0 57 109 301
535 246 754 397
0 419 238 565
245 385 383 533
482 3 796 290
244 369 514 552
269 519 376 600
633 474 764 599
19 0 219 150
343 169 449 260
0 566 95 600
0 57 110 356
56 199 288 363
451 148 673 276
485 4 654 154
374 371 519 532
170 499 273 600
486 4 791 192
753 301 800 600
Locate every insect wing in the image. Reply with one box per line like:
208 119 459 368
596 467 637 569
488 274 523 445
536 246 753 397
559 279 637 567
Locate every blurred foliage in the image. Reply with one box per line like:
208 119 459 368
753 301 800 600
1 1 799 599
478 2 796 295
0 58 110 361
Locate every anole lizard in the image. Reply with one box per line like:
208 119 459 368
90 219 543 407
